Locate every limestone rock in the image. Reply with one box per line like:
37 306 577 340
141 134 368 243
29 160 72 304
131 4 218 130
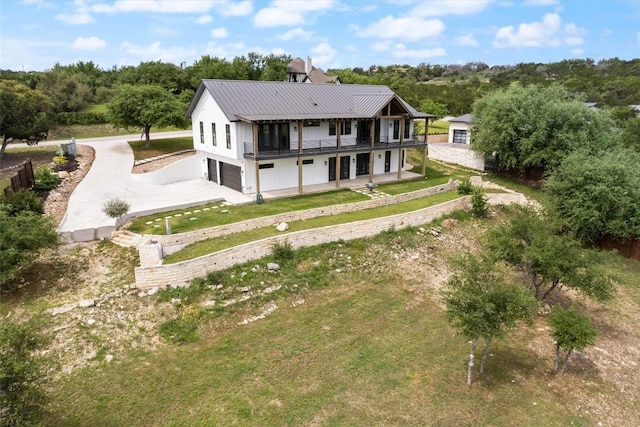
276 222 289 232
267 262 280 272
50 303 77 316
78 299 95 308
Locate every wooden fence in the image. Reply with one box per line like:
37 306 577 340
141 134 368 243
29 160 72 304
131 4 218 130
3 160 35 195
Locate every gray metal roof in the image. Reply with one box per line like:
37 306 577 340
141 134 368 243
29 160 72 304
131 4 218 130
451 113 473 123
186 79 433 122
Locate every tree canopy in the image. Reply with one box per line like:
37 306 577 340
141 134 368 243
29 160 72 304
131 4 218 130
471 83 617 171
0 80 51 161
549 306 597 374
545 148 640 243
107 84 189 146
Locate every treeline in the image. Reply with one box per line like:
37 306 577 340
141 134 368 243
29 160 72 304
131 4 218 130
1 54 638 123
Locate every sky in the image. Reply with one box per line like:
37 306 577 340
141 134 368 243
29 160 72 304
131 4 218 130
1 0 639 72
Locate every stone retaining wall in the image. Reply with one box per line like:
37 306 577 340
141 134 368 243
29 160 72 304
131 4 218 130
134 197 470 289
151 182 456 251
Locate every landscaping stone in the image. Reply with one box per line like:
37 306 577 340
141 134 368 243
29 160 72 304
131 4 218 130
78 299 96 308
276 222 289 232
267 262 280 272
105 354 114 363
50 303 77 316
147 288 158 296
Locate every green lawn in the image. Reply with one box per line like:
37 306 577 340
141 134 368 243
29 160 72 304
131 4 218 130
46 229 591 426
128 137 194 160
128 190 370 235
163 191 461 263
79 103 108 114
47 124 191 141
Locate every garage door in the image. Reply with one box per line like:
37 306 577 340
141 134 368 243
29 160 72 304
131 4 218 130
219 162 242 192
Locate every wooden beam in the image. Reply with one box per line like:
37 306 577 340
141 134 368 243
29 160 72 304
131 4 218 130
397 118 405 179
252 122 260 195
422 118 429 177
369 118 375 182
336 120 342 188
297 120 303 194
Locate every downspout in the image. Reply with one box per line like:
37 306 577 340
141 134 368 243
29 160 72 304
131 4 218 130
297 120 303 194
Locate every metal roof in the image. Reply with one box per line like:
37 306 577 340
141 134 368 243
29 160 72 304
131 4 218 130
451 113 473 123
186 79 433 122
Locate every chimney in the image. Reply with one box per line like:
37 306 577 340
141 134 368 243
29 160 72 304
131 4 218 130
305 56 312 75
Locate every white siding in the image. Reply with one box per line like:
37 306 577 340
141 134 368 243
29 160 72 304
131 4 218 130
448 121 471 144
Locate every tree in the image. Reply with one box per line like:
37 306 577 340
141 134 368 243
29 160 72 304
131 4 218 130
548 307 597 374
0 319 49 425
0 80 50 162
418 99 448 118
37 71 93 112
486 205 615 302
102 197 130 230
545 148 640 243
620 117 640 152
107 85 189 147
443 254 538 385
0 206 60 288
471 83 617 171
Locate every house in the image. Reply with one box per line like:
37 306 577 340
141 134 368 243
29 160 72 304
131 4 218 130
287 57 341 84
186 79 433 195
428 113 487 171
630 105 640 117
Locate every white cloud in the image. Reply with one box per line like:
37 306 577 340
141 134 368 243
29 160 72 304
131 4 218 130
493 13 584 48
455 34 479 46
210 27 228 38
309 42 337 68
523 0 558 5
357 16 445 41
411 0 493 17
345 44 357 52
371 41 391 52
220 0 253 16
196 14 212 24
93 0 216 14
202 40 246 58
21 0 53 8
72 36 106 50
278 28 313 41
120 41 197 62
571 48 584 56
55 12 94 24
254 0 337 28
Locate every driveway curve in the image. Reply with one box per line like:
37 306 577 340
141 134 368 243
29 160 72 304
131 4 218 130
49 131 252 241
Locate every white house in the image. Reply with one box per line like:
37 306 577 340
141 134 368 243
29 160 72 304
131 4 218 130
186 79 433 195
286 57 341 84
428 113 487 171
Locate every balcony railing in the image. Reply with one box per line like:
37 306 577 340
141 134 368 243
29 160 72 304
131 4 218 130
244 135 421 157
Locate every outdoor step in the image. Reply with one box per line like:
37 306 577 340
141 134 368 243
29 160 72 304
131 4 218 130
110 231 146 248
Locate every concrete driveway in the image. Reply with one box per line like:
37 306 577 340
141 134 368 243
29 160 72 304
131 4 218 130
23 131 253 241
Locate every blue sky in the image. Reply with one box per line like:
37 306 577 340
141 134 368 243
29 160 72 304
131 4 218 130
1 0 639 72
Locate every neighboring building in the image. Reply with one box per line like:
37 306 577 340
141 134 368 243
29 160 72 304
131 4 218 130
428 113 487 171
630 105 640 117
186 79 433 195
287 57 341 84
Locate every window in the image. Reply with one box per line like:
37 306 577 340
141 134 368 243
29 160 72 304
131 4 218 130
211 123 217 146
341 121 351 135
226 124 231 149
258 123 290 151
393 120 400 139
329 121 337 136
453 129 467 144
404 119 410 139
258 163 274 169
296 159 314 165
303 120 320 127
199 122 204 144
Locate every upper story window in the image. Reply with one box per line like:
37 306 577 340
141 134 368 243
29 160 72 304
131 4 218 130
199 122 204 144
329 121 337 136
329 121 352 136
404 119 410 139
211 123 217 146
226 124 231 149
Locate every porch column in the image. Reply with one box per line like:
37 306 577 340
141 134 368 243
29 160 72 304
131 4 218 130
336 120 341 188
368 118 375 183
253 122 260 195
397 117 405 179
297 120 303 194
422 118 429 177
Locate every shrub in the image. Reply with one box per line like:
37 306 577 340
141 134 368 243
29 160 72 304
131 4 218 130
0 189 43 216
52 155 68 168
457 179 473 195
0 319 49 425
103 197 130 230
471 185 489 218
272 239 294 263
34 165 60 191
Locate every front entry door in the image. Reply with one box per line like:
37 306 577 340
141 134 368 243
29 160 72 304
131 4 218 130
384 150 391 173
207 158 218 183
328 156 350 181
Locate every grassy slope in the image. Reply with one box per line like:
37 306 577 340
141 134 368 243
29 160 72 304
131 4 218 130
128 137 194 160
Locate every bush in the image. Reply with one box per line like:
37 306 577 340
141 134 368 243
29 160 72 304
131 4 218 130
0 319 49 425
457 179 473 195
52 155 68 168
272 239 294 263
0 189 43 216
103 197 130 230
34 165 60 191
471 185 488 218
159 311 199 344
